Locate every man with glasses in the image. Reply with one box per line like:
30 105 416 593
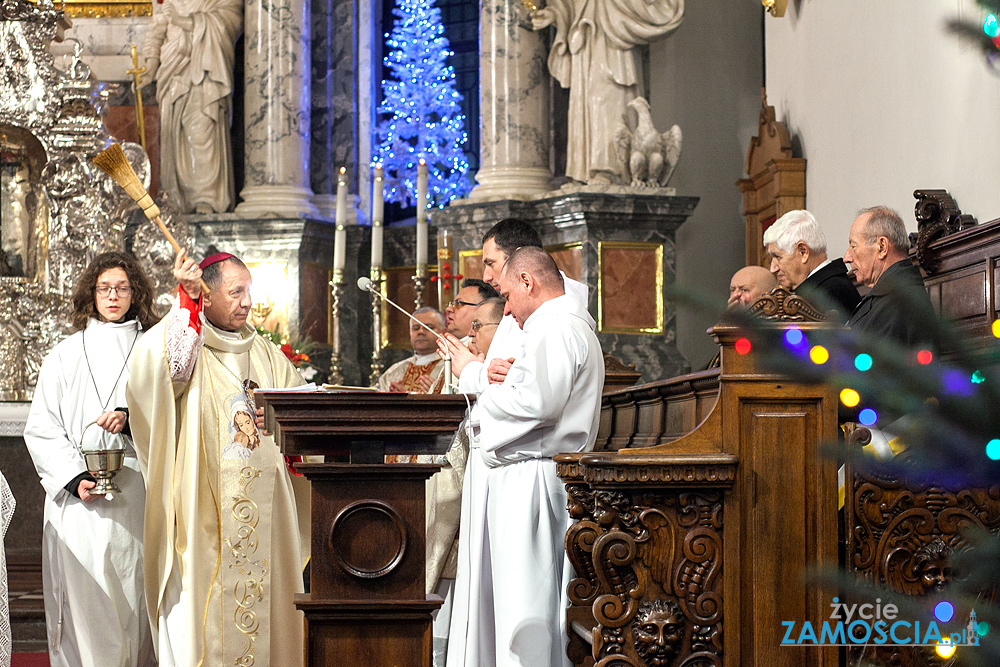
444 279 500 341
469 298 505 356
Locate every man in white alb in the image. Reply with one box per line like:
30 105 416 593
441 246 604 667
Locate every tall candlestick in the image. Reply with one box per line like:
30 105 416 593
371 164 384 268
415 159 428 276
333 167 347 280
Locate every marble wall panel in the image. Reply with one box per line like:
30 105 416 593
547 242 582 283
310 0 358 217
301 260 331 343
599 243 662 333
431 193 698 381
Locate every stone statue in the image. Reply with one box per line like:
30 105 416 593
615 97 682 188
532 0 684 185
142 0 243 214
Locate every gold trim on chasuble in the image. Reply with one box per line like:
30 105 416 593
204 343 277 666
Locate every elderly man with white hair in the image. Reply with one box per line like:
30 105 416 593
763 209 860 321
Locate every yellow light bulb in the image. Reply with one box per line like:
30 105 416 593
840 388 860 408
809 345 829 365
935 641 956 659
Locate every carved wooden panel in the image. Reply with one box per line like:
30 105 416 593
845 451 1000 667
587 487 726 667
559 456 736 667
918 216 1000 352
736 91 806 268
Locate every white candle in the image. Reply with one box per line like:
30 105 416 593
415 159 428 276
334 167 347 275
371 164 384 268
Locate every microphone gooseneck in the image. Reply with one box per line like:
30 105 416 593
358 277 456 394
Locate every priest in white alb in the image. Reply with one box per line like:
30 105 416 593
127 250 310 667
441 246 605 667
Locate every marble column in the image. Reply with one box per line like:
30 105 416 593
310 0 358 219
237 0 320 217
469 0 553 201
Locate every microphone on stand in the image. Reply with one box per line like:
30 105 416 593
358 276 456 394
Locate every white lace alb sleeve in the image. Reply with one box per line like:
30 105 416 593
164 294 203 382
0 471 14 667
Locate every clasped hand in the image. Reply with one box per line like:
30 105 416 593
437 333 513 384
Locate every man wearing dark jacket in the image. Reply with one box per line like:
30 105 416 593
763 209 860 321
844 206 935 347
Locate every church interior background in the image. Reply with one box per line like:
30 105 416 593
4 0 1000 662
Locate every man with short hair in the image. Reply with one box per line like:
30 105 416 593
763 209 860 319
375 307 448 393
475 218 592 386
444 246 604 667
469 297 505 356
728 265 777 310
844 206 935 346
127 250 310 666
444 278 500 339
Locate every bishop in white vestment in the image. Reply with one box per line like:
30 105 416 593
444 247 604 667
127 251 310 667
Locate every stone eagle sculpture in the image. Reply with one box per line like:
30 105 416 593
614 97 682 188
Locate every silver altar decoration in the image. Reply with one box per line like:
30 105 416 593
0 0 191 400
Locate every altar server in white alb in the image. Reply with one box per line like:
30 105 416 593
24 252 159 667
442 246 604 667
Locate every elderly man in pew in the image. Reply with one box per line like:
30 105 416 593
764 209 860 321
727 265 777 310
844 205 936 347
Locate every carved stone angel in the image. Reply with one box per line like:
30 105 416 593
615 97 682 188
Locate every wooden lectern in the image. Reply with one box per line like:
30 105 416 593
256 391 472 667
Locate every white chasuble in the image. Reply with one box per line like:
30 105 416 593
23 319 155 667
128 316 310 667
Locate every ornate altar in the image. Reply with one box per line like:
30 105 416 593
0 0 188 400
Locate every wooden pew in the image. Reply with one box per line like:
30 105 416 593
558 292 841 667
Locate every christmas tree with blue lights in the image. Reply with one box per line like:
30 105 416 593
375 0 471 209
